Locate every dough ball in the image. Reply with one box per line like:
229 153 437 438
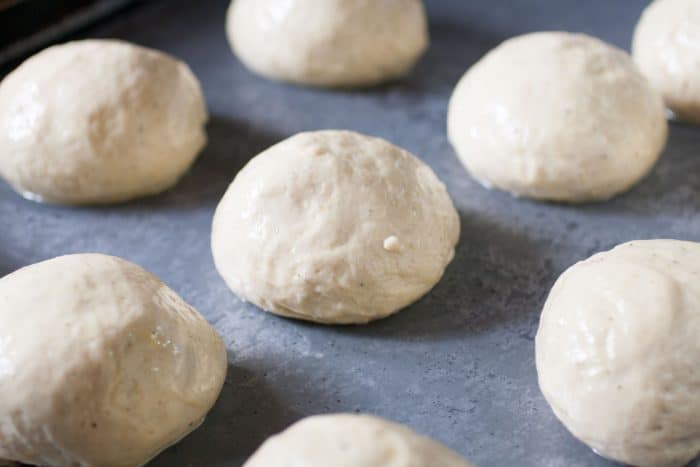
226 0 428 87
0 254 227 467
633 0 700 124
211 130 459 324
243 414 473 467
447 32 668 202
0 39 208 205
536 240 700 467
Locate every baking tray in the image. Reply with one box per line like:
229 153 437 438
0 0 698 466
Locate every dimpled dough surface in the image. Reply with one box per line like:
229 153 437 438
211 130 460 324
0 254 227 467
633 0 700 124
536 240 700 467
243 414 474 467
447 32 668 202
226 0 428 87
0 39 207 205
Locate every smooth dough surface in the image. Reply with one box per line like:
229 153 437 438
536 240 700 467
226 0 428 87
0 39 207 205
0 254 227 467
243 414 474 467
448 32 668 202
633 0 700 124
211 130 460 324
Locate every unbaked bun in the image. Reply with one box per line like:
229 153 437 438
536 240 700 467
243 414 474 467
226 0 428 87
0 39 207 204
0 254 227 467
448 32 668 202
633 0 700 124
211 130 459 324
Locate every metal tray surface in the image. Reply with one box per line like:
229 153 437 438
1 1 698 466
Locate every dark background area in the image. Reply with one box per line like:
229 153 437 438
0 0 136 69
0 0 99 45
2 1 699 466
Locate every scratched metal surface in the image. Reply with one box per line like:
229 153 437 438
1 1 698 466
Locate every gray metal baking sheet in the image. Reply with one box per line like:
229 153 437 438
1 1 698 466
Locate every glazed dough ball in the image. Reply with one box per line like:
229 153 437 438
536 240 700 467
243 414 473 467
633 0 700 124
226 0 428 87
448 32 668 202
0 39 207 205
0 254 227 467
211 130 459 324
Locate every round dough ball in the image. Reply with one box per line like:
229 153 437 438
633 0 700 124
211 130 459 324
0 39 208 205
226 0 428 87
447 32 668 202
0 254 227 467
243 414 473 467
536 240 700 467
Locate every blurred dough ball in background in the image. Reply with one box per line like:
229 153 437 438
211 130 460 325
226 0 428 87
536 240 700 467
0 39 207 205
633 0 700 124
243 414 474 467
448 32 668 203
0 254 227 467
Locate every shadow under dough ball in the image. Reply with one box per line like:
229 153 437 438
243 414 474 467
226 0 428 88
536 240 700 467
447 32 668 202
0 254 227 467
0 39 208 205
211 130 460 325
633 0 700 125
